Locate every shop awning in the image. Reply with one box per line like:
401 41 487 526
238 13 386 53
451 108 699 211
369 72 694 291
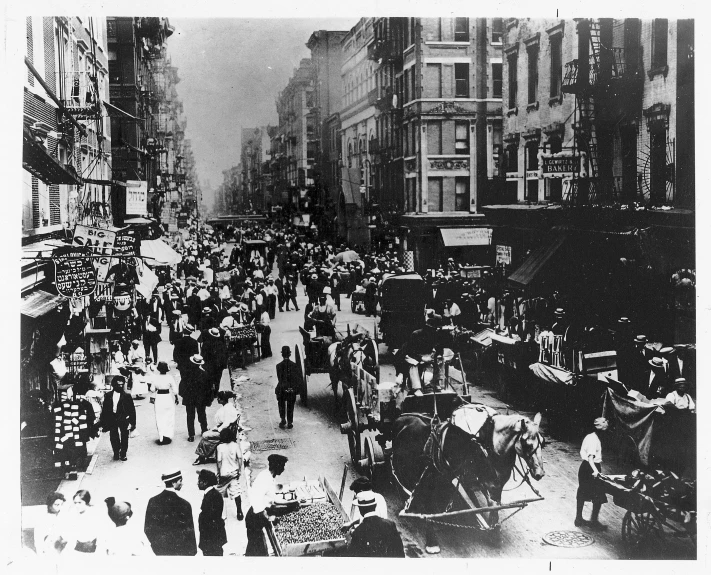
23 128 83 185
21 290 65 318
508 234 567 289
439 227 492 247
340 167 363 207
140 238 181 266
103 100 144 122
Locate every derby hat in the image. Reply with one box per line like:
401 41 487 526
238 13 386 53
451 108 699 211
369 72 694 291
281 345 291 357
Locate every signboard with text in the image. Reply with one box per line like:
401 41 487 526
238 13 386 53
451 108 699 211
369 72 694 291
496 245 512 265
52 246 97 298
73 225 116 282
126 180 148 215
542 155 581 176
111 228 141 272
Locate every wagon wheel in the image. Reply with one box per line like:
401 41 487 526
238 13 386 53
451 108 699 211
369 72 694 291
368 337 380 382
621 511 658 549
345 388 362 465
359 436 386 487
295 343 308 406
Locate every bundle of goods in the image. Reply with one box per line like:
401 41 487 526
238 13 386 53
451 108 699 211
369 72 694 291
273 502 344 545
606 469 696 526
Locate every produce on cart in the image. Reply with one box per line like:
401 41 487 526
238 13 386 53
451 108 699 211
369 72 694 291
265 477 350 556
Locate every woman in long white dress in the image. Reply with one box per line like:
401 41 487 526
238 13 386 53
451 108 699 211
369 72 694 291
151 361 179 445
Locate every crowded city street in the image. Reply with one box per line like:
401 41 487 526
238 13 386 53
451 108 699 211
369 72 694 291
17 14 698 565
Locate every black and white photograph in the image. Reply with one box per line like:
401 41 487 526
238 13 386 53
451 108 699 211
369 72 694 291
7 0 705 568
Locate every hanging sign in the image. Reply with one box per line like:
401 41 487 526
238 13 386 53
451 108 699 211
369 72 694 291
94 281 114 302
73 225 116 282
496 245 512 265
52 246 97 298
112 228 140 260
126 180 148 215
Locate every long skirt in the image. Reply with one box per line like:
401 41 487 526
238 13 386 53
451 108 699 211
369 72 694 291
195 429 220 459
154 393 176 440
244 507 269 556
576 461 608 504
215 470 242 499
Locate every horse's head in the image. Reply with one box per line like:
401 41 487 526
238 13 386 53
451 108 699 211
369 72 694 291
514 413 545 480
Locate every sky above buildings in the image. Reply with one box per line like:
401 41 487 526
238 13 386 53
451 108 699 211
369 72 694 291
168 18 355 200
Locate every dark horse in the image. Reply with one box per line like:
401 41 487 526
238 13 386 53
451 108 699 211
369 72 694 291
391 405 544 553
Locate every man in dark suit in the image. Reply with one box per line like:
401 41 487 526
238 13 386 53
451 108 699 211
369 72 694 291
173 324 200 374
275 345 303 428
144 469 197 556
99 376 136 461
197 469 227 556
346 491 404 557
181 354 212 442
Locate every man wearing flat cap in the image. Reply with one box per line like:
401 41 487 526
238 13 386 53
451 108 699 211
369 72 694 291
144 469 197 555
345 491 404 557
276 346 304 427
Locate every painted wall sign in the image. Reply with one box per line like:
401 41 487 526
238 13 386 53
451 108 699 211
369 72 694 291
52 246 97 298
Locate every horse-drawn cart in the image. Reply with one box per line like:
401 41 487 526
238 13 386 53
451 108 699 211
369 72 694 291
596 472 696 551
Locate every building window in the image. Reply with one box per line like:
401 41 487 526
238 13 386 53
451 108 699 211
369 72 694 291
406 178 416 211
492 63 503 98
427 121 442 155
525 141 539 202
507 53 517 108
549 35 562 97
428 177 443 211
650 127 667 205
425 63 442 98
455 18 469 42
506 145 518 172
455 177 469 211
545 137 562 201
621 126 637 203
455 122 469 155
652 18 668 70
492 18 503 44
527 45 539 104
455 63 469 98
411 66 417 101
427 18 442 41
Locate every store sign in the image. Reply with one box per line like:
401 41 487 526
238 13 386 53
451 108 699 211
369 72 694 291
73 225 116 282
52 246 97 298
542 155 580 175
94 281 114 302
110 228 141 274
496 245 512 265
126 180 148 215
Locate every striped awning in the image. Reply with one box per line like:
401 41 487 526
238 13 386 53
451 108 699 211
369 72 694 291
21 290 65 318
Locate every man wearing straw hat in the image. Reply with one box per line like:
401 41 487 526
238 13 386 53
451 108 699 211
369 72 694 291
345 490 404 557
144 468 197 556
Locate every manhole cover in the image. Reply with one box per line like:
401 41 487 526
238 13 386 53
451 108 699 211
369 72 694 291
543 531 595 548
250 438 294 452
